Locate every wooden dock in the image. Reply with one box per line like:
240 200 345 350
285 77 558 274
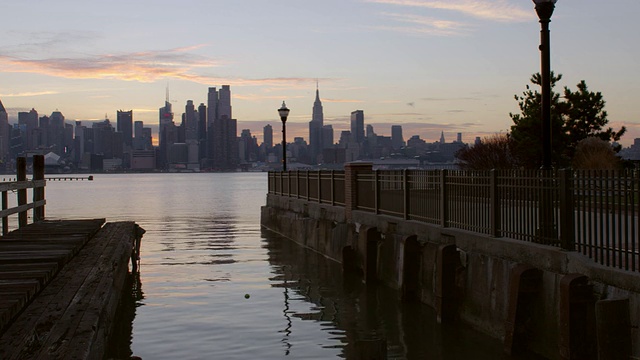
0 219 141 359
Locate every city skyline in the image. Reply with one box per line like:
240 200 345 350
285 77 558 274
0 1 638 146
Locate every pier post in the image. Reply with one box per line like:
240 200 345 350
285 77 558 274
435 244 457 323
17 157 27 228
33 155 45 221
595 298 631 360
559 274 595 360
504 264 542 355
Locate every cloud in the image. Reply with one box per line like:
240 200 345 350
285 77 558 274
375 13 471 36
233 94 307 101
0 91 58 97
324 98 364 103
132 108 158 113
365 0 532 23
421 96 482 102
0 47 322 88
0 47 217 83
5 30 102 56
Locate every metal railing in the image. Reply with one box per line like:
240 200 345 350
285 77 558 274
268 170 346 206
268 169 640 272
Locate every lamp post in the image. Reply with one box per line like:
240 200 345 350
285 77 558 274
533 0 557 170
534 0 557 242
278 101 290 172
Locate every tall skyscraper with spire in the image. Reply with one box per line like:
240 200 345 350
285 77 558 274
308 83 324 163
158 86 175 169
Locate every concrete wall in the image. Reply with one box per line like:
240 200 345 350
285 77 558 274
261 194 640 360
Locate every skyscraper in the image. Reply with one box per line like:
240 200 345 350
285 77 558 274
0 98 9 161
184 100 197 141
350 110 365 144
391 125 404 150
207 87 218 161
263 124 273 149
322 125 334 149
210 85 238 170
308 85 324 163
117 110 133 147
18 109 38 151
158 89 175 169
198 102 207 161
218 85 232 119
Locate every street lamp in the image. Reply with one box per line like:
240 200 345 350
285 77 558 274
533 0 557 170
278 101 290 172
533 0 557 242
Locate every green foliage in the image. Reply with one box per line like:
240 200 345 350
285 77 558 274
509 72 566 168
509 73 626 168
563 81 626 156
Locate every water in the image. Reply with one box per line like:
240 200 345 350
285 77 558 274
44 172 508 359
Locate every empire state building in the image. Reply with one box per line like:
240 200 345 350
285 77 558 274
308 86 324 162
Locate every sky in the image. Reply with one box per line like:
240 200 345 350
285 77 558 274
0 0 638 146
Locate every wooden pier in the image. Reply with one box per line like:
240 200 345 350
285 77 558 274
0 219 142 359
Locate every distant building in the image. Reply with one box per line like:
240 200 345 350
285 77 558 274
350 110 364 145
210 85 238 170
308 86 324 163
391 125 404 151
620 138 640 161
131 150 156 170
158 89 175 169
322 125 334 149
263 124 273 149
116 110 133 147
0 98 9 161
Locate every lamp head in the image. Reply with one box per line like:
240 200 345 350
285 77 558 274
278 101 290 122
533 0 557 21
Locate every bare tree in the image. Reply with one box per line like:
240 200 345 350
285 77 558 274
455 134 517 170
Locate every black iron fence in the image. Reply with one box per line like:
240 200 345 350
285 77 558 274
268 170 346 206
268 169 640 272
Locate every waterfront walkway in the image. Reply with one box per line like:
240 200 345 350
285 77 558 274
0 219 140 359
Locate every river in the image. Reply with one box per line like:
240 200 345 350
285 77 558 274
43 172 512 359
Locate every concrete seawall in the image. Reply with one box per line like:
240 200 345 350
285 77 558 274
261 193 639 360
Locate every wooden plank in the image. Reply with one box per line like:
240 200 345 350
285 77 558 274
0 222 136 359
0 220 105 336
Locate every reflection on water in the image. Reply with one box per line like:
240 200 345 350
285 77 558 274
44 173 513 359
107 271 144 359
263 229 507 359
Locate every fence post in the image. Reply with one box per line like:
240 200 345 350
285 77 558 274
344 162 373 222
559 169 575 251
17 157 27 228
331 170 335 206
490 169 501 237
403 169 409 220
2 190 7 235
306 170 311 201
33 154 45 221
440 169 448 228
317 171 322 203
374 170 379 214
